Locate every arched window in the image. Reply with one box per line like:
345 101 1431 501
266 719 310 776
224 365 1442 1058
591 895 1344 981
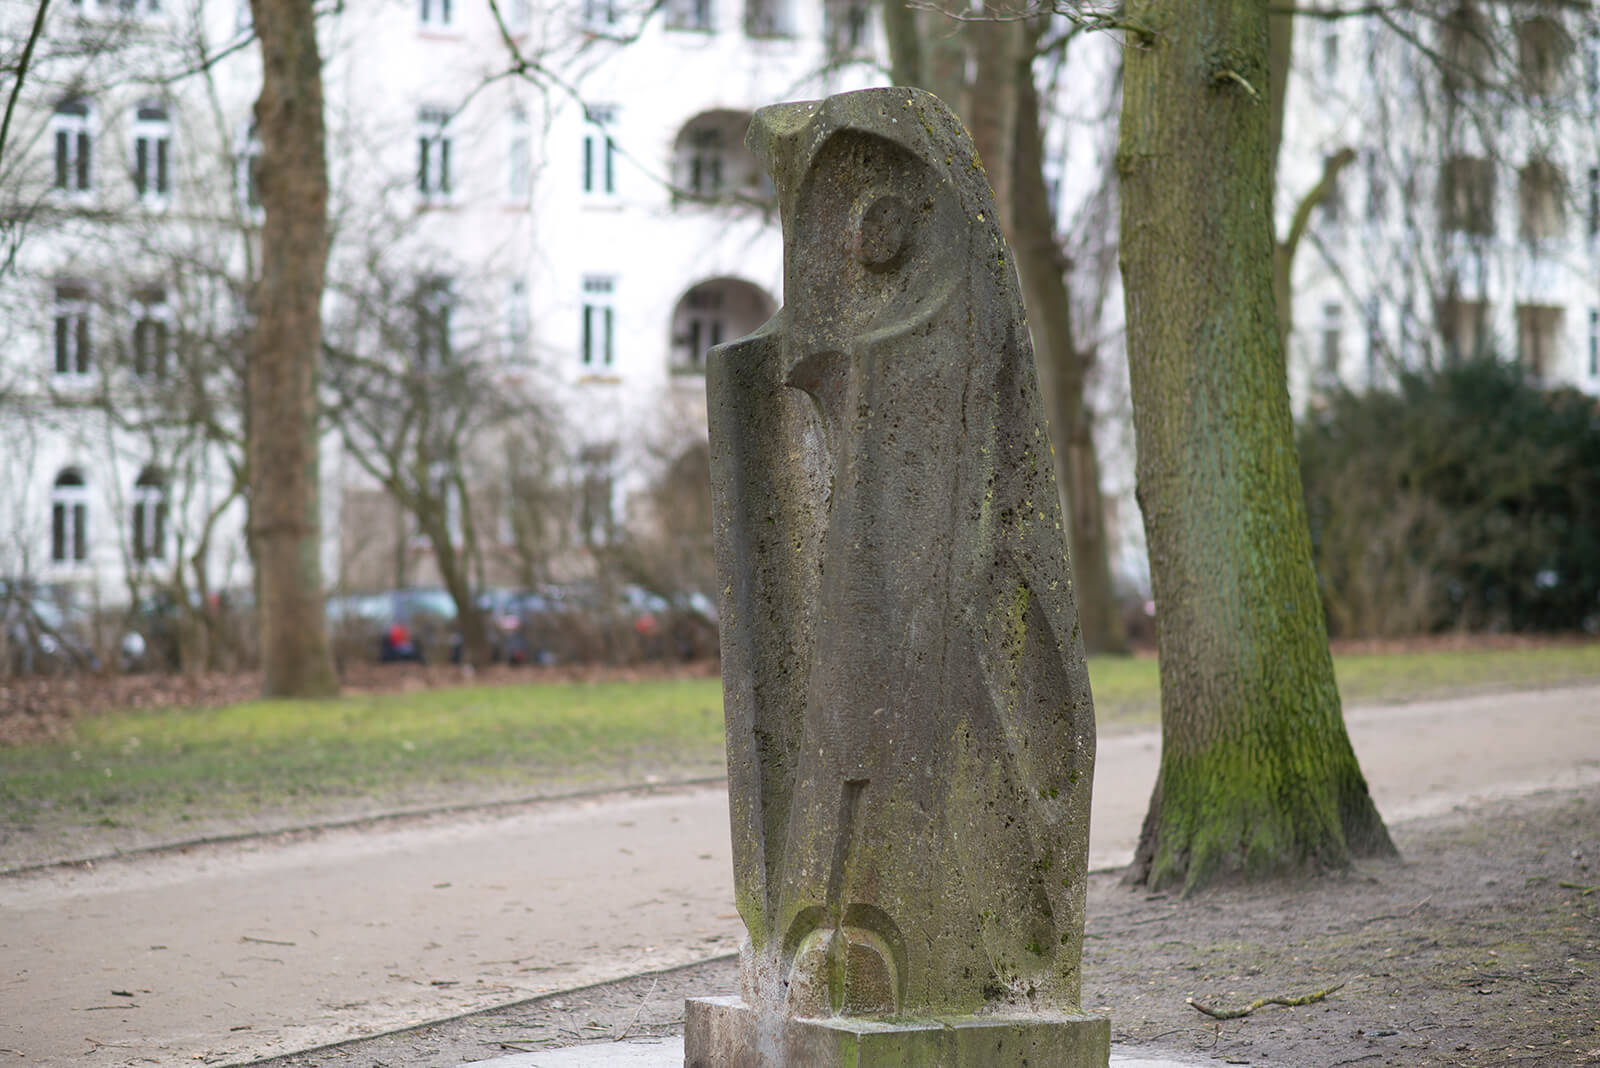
51 468 89 564
668 278 776 373
132 100 172 200
132 467 166 562
672 112 763 202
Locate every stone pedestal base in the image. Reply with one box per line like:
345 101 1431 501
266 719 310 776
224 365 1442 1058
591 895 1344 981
684 996 1109 1067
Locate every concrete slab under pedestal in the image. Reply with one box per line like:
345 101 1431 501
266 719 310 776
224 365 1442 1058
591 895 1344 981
461 1037 1207 1068
683 995 1110 1067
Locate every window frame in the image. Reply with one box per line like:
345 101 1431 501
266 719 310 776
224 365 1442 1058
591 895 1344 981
580 275 616 369
131 468 167 563
131 288 172 379
417 106 454 205
131 101 173 203
414 275 455 369
419 0 454 30
823 0 870 57
665 0 714 32
508 107 531 202
52 99 93 197
582 106 617 197
52 283 93 383
236 121 263 219
50 469 89 565
581 0 619 33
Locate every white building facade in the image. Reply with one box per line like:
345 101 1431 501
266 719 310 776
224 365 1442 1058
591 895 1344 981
0 0 880 603
1280 6 1600 403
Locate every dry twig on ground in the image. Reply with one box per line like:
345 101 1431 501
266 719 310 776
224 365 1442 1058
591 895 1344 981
1186 981 1347 1020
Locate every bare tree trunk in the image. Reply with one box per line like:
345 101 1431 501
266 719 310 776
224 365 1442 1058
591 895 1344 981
1118 0 1393 893
1008 29 1128 654
882 3 1128 653
247 0 339 698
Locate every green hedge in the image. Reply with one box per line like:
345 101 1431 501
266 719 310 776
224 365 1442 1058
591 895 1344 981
1298 359 1600 636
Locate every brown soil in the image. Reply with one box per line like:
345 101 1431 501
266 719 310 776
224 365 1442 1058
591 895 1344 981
250 785 1600 1068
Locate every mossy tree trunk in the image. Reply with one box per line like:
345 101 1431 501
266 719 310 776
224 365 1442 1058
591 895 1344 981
1117 0 1394 893
248 0 339 698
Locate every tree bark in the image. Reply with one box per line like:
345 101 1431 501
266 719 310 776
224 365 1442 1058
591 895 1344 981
1117 0 1393 893
1008 30 1128 655
247 0 339 697
881 2 1129 653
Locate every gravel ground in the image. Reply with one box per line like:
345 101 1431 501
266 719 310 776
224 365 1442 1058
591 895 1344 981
248 784 1600 1068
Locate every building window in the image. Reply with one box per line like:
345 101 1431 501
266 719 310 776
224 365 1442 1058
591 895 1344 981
674 286 724 373
1588 166 1598 238
666 0 713 31
744 0 789 37
505 278 529 357
672 111 760 203
669 278 773 374
686 127 723 196
417 107 452 202
508 108 530 201
582 105 617 196
1319 301 1343 382
132 288 170 378
1437 297 1489 364
1589 308 1599 378
51 468 88 564
1321 153 1346 225
419 0 452 28
1364 148 1386 222
1365 297 1382 387
1440 5 1493 93
582 0 618 32
1516 304 1562 378
581 275 615 368
53 284 92 380
414 276 453 367
1517 16 1573 97
1321 22 1339 82
236 121 262 215
1518 158 1565 242
131 467 166 563
1439 156 1496 236
824 0 870 57
1586 31 1599 98
132 101 171 201
505 0 531 32
578 443 616 547
52 99 92 194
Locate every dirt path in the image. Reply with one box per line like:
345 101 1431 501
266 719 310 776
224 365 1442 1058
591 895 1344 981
2 684 1597 1067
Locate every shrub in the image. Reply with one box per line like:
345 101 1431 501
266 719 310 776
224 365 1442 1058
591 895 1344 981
1299 358 1600 636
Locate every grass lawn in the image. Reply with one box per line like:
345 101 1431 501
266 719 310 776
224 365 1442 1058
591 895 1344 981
2 642 1597 862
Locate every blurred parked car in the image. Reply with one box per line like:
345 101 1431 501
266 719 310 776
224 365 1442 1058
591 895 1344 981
1 581 100 675
327 588 459 664
120 588 254 673
474 588 569 665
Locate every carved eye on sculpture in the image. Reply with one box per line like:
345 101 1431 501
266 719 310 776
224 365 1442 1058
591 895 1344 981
853 193 912 272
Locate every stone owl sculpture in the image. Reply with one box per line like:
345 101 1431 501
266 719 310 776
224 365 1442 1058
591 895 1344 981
693 87 1102 1064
